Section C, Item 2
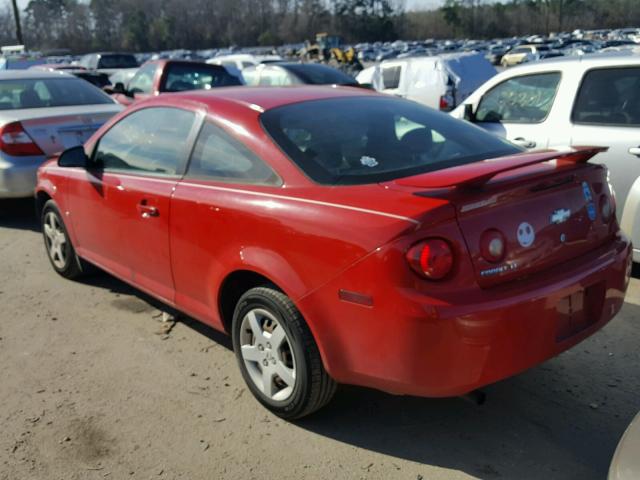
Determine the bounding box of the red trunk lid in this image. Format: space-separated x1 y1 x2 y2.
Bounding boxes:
392 148 616 287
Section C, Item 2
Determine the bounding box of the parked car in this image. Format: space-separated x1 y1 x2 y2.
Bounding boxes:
77 52 139 75
206 53 282 71
452 51 640 262
36 86 630 418
29 63 111 89
501 44 551 67
0 70 122 198
357 52 496 111
241 62 358 86
609 412 640 480
107 60 242 106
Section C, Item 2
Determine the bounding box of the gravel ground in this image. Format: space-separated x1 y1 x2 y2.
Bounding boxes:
1 198 639 480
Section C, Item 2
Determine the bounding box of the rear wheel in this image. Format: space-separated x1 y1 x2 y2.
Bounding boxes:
231 286 336 419
41 200 84 279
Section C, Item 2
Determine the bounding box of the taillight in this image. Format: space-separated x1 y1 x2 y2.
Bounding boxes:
0 121 44 156
480 229 506 263
406 238 454 280
600 194 613 223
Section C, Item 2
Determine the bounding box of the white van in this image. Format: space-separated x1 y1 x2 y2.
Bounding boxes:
356 52 496 111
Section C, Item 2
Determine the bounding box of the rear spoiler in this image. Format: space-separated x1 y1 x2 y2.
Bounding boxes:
401 146 607 190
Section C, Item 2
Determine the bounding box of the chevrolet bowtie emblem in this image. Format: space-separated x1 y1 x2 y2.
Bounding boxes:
550 208 571 224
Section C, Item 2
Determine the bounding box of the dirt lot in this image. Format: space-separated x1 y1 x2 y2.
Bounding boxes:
1 198 639 480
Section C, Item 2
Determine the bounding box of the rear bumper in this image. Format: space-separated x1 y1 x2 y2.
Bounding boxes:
301 234 632 397
0 153 45 198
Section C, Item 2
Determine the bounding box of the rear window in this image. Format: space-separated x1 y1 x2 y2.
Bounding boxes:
281 64 356 85
261 96 520 185
0 77 113 110
164 63 242 92
572 67 640 126
97 54 138 69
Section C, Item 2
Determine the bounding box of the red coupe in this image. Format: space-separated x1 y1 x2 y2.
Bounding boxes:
35 86 632 419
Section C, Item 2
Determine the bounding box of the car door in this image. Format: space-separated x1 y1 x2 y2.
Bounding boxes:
69 106 198 303
170 120 281 327
472 71 564 150
570 66 640 227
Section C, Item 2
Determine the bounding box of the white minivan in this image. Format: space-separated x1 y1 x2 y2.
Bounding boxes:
452 52 640 261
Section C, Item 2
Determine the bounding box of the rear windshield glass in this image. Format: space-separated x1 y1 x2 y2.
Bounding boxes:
164 63 242 92
0 77 114 110
261 96 520 185
282 64 357 85
97 54 138 69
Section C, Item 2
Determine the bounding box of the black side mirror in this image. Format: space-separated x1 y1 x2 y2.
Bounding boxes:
58 145 89 168
463 103 476 122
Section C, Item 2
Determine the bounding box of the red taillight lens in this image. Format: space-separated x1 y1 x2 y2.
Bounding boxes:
439 95 450 110
0 121 44 156
406 238 454 280
480 229 506 263
600 194 613 223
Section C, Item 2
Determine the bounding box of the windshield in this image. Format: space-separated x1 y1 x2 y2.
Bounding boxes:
261 96 520 185
163 63 242 92
0 77 114 110
97 54 138 69
282 64 357 85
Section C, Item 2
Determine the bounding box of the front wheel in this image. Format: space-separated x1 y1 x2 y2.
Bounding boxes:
231 287 336 419
41 200 84 279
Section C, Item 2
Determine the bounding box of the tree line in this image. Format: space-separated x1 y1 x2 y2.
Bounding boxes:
1 0 640 54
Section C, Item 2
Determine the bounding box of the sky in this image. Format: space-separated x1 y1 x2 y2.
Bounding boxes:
4 0 448 12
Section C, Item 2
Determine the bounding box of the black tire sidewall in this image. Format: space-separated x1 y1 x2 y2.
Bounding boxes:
232 289 310 417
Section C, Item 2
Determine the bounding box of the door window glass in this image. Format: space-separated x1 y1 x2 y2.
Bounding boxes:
475 72 561 123
258 67 293 86
93 107 195 176
187 121 279 185
128 63 156 94
572 67 640 126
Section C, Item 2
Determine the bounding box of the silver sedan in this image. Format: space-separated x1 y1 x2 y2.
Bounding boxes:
0 70 122 198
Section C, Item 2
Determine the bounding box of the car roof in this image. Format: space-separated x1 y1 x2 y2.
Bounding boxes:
0 70 74 80
512 50 640 71
163 85 377 112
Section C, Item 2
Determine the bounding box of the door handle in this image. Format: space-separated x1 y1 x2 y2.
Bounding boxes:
512 137 537 149
629 147 640 157
137 202 158 218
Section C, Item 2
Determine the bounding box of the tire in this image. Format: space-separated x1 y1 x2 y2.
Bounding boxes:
41 200 84 279
231 286 336 419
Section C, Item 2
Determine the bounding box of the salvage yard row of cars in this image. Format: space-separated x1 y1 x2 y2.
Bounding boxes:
0 39 639 477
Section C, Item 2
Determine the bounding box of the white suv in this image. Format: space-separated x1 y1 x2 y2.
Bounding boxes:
452 52 640 261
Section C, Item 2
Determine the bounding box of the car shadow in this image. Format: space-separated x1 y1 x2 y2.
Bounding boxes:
80 271 233 350
77 268 639 479
292 303 640 480
0 198 40 232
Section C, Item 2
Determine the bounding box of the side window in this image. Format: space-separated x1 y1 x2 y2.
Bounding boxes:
258 68 292 86
475 72 561 123
382 66 401 89
128 63 156 94
93 107 195 176
242 68 260 86
572 67 640 126
187 121 280 185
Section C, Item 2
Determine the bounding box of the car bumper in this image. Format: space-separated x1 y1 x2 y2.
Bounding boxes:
0 153 45 198
300 234 632 397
